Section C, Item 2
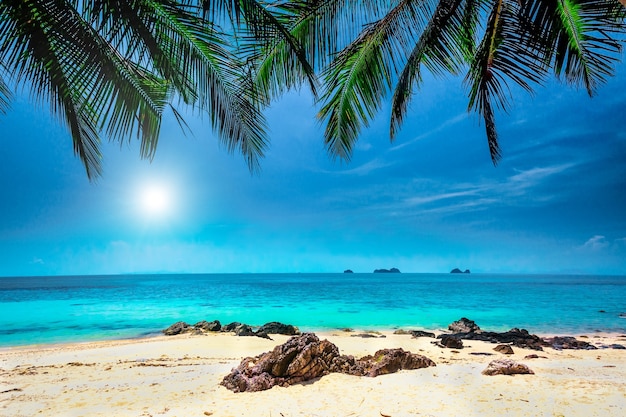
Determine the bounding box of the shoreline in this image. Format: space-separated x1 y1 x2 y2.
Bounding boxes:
1 330 625 416
2 323 625 351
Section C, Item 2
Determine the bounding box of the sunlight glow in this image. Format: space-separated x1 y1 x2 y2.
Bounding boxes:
139 184 171 217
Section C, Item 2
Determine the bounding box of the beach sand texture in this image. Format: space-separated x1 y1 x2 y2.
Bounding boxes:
1 332 625 417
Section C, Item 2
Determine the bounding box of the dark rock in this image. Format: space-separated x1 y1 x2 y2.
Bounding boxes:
598 310 606 313
222 322 243 332
343 269 354 273
221 333 435 392
482 359 534 376
257 322 300 336
494 344 515 355
448 317 481 333
373 268 401 273
351 333 383 339
352 348 436 377
221 333 339 392
452 327 547 351
439 335 463 349
544 336 597 350
410 330 436 339
233 324 256 337
470 352 494 356
392 329 435 338
608 344 626 349
255 331 272 340
163 321 192 336
450 268 471 274
194 320 221 332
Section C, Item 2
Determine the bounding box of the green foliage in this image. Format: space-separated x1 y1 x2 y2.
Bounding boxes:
0 1 624 177
307 0 626 164
0 0 310 178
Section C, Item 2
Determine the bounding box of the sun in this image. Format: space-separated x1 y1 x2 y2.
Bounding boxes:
139 184 170 217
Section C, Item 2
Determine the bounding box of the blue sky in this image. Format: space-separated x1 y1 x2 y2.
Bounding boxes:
1 66 625 276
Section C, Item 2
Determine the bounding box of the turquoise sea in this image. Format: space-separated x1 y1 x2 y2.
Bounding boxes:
1 273 625 347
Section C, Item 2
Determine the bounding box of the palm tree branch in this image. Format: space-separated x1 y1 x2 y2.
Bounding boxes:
318 0 429 160
390 0 469 139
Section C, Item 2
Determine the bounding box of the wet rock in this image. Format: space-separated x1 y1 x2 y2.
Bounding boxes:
257 322 300 335
163 321 192 336
609 344 626 349
494 344 515 355
482 359 534 376
448 317 481 333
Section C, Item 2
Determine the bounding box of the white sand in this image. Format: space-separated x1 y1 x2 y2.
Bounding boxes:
1 331 625 417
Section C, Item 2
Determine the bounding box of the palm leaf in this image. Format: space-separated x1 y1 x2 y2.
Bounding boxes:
318 0 432 160
520 0 625 96
465 0 551 164
391 0 471 139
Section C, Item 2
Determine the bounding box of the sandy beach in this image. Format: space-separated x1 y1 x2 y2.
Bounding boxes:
1 330 625 417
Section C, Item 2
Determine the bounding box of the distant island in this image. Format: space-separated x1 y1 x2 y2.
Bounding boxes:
374 268 401 273
451 268 471 274
343 269 354 273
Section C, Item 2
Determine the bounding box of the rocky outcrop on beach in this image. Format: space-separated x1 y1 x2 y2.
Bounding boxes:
393 329 436 338
194 320 222 332
162 320 299 339
163 321 192 336
257 322 300 336
481 359 534 376
494 344 515 354
448 317 481 333
221 333 436 392
437 335 464 349
543 336 597 350
441 318 602 351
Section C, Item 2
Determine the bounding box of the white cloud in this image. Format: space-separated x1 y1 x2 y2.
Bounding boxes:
404 189 480 206
582 235 610 251
508 164 575 190
389 112 468 151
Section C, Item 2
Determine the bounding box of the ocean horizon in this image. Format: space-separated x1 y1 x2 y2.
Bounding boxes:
1 272 625 347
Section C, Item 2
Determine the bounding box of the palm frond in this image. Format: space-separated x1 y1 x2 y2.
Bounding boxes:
521 0 625 96
0 75 10 114
465 0 553 164
318 0 431 160
391 0 471 139
235 0 318 99
154 1 269 170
